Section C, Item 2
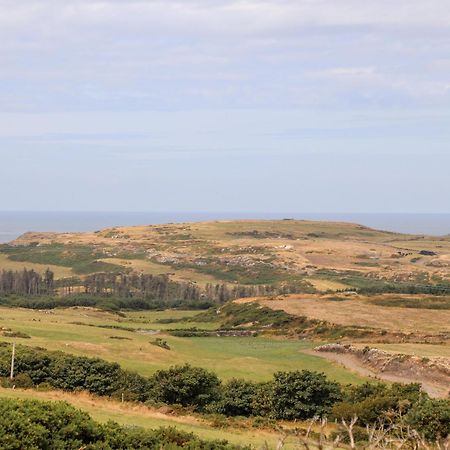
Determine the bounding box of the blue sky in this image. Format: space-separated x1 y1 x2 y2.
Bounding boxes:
0 0 449 212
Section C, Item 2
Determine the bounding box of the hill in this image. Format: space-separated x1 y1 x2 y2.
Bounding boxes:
2 219 449 291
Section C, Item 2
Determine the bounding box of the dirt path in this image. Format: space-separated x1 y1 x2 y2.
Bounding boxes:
304 349 447 398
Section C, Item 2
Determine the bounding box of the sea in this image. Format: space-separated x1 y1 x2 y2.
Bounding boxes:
0 211 449 243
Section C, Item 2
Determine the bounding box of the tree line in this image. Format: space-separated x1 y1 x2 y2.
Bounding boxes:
0 268 54 296
0 268 307 304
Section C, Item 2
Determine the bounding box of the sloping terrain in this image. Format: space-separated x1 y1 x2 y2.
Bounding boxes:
2 220 449 289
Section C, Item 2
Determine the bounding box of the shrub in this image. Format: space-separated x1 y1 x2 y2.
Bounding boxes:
405 399 450 440
148 364 221 410
271 370 342 420
333 383 425 426
0 398 247 449
150 338 171 350
213 379 257 416
251 382 273 417
12 373 34 388
3 331 31 339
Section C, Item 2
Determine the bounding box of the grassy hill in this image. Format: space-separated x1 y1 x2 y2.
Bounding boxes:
2 219 449 291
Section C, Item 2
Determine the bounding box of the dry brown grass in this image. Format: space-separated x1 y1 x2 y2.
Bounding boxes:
257 294 450 334
0 254 73 279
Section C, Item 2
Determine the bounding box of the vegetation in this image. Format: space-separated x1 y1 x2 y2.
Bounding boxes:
0 398 246 449
270 370 341 420
370 296 450 310
149 365 221 409
0 341 447 442
0 268 312 310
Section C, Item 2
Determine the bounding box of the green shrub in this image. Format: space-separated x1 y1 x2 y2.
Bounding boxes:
3 330 31 339
405 399 450 440
333 383 425 426
271 370 342 420
0 398 247 449
148 364 221 410
212 379 257 416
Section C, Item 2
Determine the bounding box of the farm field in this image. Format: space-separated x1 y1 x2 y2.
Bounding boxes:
0 307 366 384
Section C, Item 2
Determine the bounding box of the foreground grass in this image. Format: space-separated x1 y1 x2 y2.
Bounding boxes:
0 307 365 383
0 388 294 448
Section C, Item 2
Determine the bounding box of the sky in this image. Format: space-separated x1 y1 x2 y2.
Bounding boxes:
0 0 449 213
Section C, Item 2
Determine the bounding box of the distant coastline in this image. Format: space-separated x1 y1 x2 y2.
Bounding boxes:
0 211 449 243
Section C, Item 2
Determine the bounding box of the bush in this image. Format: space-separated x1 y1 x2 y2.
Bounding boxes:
12 373 34 388
333 382 425 426
0 398 247 449
332 396 399 426
0 343 150 399
213 379 257 416
149 338 170 350
3 330 31 339
271 370 342 420
405 399 450 440
148 364 221 410
251 382 273 417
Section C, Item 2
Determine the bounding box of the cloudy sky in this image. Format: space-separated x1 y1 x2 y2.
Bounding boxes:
1 0 449 212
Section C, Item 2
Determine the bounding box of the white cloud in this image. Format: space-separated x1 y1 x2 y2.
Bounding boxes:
0 0 449 111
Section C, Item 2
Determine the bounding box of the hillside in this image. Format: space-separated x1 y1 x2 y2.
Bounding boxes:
2 219 449 292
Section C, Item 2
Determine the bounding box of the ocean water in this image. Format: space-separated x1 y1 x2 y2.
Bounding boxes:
0 211 449 243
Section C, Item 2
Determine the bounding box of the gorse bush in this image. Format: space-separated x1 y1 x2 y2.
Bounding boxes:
332 382 425 426
271 370 342 420
148 365 221 409
212 378 258 416
0 398 247 450
405 399 450 440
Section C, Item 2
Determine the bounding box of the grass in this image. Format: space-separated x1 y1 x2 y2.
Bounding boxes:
0 388 291 448
370 296 450 310
356 343 450 358
97 258 219 286
0 306 366 384
307 278 351 292
0 254 74 279
258 295 450 334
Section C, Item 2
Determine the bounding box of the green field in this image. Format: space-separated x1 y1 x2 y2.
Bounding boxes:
0 307 365 384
